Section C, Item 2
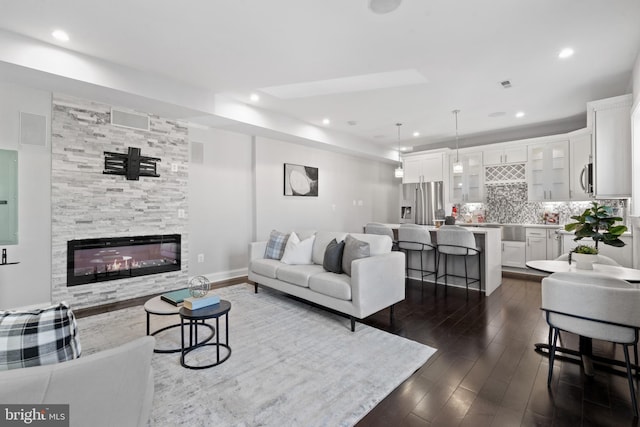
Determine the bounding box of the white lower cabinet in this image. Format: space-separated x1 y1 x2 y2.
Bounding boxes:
502 241 526 268
525 228 547 262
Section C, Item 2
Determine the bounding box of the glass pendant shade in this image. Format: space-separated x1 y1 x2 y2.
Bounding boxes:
394 165 404 178
452 161 463 174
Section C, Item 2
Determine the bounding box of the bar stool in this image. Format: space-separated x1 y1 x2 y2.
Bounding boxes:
364 222 397 250
436 225 482 296
397 224 437 294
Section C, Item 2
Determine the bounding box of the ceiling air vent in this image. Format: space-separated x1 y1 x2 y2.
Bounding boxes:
500 80 512 89
110 108 149 131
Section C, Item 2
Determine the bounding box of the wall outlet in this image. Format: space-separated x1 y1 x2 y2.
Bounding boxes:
171 163 178 172
178 209 185 218
197 254 204 263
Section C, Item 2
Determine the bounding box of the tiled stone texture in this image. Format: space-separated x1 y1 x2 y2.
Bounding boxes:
457 183 626 225
51 94 189 308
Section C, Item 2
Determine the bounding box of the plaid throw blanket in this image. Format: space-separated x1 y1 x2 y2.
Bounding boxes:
0 302 81 370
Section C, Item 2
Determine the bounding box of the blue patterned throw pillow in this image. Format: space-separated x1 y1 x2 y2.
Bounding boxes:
0 302 82 371
264 230 289 260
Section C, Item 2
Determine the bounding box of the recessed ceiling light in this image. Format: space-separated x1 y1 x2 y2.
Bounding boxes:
488 111 506 118
249 93 260 102
322 118 331 125
558 47 574 59
369 0 402 14
52 30 69 42
515 111 525 118
412 131 420 137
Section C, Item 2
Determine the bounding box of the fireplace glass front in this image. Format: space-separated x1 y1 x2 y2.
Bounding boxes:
67 234 181 286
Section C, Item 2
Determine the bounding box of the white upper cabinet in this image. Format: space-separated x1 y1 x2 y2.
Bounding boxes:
450 151 483 203
402 152 444 183
483 146 527 166
589 94 632 198
569 132 592 201
527 140 570 201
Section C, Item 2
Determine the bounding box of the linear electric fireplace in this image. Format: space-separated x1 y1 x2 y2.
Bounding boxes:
67 234 181 286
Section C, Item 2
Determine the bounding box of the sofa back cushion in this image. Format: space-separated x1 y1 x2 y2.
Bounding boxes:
0 302 81 371
312 231 347 265
348 233 392 256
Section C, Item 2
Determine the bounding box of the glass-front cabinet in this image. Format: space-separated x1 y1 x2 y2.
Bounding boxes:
527 141 570 201
450 151 483 203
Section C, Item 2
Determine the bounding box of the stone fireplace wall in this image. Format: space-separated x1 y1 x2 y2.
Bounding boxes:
51 94 189 308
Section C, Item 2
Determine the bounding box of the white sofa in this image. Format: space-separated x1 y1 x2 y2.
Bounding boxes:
0 336 155 427
248 231 405 331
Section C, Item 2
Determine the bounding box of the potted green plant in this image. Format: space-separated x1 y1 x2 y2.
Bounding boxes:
571 244 599 270
564 202 627 269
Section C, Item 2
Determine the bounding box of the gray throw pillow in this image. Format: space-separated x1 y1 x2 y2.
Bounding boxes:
342 234 370 276
264 230 289 260
323 238 345 274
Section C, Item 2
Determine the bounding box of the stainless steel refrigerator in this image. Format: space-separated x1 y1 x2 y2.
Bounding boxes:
400 180 445 225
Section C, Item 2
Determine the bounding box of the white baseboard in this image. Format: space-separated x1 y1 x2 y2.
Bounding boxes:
195 268 248 284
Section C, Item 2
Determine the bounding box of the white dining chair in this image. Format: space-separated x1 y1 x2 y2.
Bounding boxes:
541 272 640 417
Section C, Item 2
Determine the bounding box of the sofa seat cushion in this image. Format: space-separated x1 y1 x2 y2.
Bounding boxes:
251 258 283 279
276 264 325 288
309 273 352 301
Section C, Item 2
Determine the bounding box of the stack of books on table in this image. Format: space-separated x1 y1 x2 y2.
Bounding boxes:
183 294 220 310
160 288 191 306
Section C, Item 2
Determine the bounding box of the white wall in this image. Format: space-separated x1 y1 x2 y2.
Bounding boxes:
0 82 52 309
189 126 254 281
0 82 399 308
254 136 398 240
631 51 640 267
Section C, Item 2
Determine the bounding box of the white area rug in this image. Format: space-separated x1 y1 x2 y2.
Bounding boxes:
77 283 436 426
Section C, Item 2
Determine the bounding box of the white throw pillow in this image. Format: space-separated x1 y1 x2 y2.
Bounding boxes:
281 232 316 265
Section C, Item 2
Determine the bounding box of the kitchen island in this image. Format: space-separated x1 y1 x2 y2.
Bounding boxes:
386 224 502 296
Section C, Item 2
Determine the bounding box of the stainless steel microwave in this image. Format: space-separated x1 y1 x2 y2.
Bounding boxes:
579 162 593 195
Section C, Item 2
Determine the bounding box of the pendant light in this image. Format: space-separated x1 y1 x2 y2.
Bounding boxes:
452 110 463 174
394 123 404 178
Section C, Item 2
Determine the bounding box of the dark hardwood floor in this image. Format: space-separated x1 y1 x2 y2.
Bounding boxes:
357 276 639 427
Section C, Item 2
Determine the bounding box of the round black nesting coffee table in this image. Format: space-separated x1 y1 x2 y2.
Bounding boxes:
144 295 214 353
179 300 231 369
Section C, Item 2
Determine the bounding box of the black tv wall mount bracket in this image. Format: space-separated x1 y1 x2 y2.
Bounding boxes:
103 147 161 180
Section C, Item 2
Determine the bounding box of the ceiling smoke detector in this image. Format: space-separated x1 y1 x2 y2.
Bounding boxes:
369 0 402 14
500 80 512 89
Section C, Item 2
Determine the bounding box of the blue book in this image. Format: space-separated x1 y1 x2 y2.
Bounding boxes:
183 295 220 310
160 288 191 306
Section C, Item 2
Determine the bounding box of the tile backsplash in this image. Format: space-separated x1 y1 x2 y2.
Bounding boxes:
456 183 627 225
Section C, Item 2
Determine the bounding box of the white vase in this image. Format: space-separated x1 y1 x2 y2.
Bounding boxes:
573 253 598 270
